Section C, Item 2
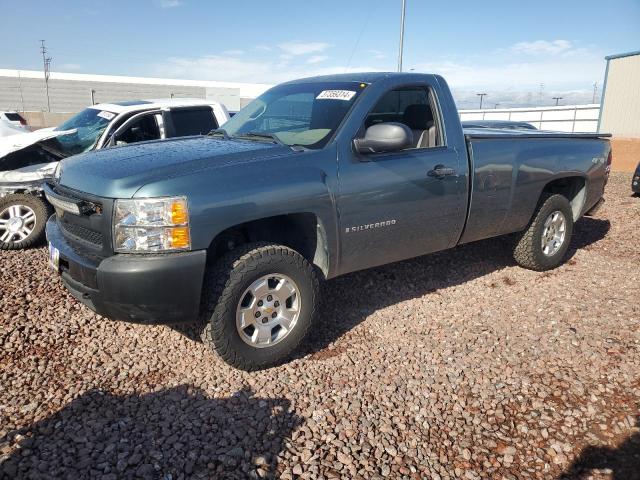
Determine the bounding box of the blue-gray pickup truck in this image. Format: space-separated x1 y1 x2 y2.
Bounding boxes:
45 73 611 370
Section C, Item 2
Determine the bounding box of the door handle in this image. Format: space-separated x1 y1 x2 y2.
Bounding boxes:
427 165 456 179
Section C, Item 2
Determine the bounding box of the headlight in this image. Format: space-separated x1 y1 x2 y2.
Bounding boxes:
113 196 190 252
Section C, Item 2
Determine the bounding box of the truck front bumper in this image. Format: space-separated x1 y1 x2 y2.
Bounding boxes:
46 216 207 324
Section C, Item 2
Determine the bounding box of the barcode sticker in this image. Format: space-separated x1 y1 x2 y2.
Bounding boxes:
316 90 356 101
97 111 116 120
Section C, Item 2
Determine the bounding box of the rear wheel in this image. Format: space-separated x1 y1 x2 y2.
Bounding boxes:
513 194 574 271
200 242 320 370
0 194 51 250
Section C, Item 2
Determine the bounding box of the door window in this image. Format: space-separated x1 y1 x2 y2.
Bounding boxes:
169 107 217 137
365 87 442 149
116 113 161 145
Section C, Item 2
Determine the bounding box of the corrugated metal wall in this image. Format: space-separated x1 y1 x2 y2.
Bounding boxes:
0 75 248 112
599 53 640 138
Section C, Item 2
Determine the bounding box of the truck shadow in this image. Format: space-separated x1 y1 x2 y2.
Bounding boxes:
0 386 300 479
559 415 640 479
300 216 610 357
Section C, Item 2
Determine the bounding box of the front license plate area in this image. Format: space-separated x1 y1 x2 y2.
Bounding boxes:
49 243 60 273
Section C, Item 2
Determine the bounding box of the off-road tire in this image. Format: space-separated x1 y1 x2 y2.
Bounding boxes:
0 194 51 250
200 242 320 371
513 193 574 271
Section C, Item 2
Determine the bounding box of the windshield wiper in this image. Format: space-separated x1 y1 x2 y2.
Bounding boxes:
289 144 310 152
232 131 283 145
208 128 230 139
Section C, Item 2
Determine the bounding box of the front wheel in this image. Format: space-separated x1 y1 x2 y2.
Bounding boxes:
513 194 574 271
0 194 51 250
200 242 320 371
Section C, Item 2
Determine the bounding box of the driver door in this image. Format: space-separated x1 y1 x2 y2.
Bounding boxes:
336 84 466 274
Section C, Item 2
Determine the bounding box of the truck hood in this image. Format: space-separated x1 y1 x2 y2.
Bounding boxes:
58 136 294 198
0 128 75 158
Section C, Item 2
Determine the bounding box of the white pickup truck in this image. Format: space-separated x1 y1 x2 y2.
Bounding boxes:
0 98 229 249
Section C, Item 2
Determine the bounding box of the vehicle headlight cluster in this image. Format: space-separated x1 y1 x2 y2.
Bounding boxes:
113 197 190 252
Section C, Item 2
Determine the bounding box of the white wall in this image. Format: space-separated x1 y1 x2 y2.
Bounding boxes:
599 53 640 137
0 69 271 113
459 104 601 133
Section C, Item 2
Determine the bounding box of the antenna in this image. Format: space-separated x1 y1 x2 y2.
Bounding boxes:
40 40 52 112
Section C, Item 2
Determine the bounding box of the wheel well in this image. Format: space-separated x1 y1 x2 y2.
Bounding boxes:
207 213 329 278
541 176 586 221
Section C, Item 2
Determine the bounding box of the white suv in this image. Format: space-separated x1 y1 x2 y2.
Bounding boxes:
0 98 229 249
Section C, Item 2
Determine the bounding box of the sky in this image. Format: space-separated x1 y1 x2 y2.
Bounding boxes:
0 0 638 108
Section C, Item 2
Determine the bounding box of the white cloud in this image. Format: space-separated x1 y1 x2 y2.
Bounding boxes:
510 39 573 56
221 49 245 56
255 45 272 52
277 42 331 56
307 55 329 64
148 38 603 108
157 0 182 8
409 39 605 107
151 54 380 84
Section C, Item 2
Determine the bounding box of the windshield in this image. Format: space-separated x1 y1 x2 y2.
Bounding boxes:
52 107 115 155
222 81 366 149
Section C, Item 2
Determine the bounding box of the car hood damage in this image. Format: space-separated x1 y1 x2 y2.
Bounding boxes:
0 128 75 186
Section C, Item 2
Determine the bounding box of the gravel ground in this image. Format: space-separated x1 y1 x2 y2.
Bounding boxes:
1 172 639 480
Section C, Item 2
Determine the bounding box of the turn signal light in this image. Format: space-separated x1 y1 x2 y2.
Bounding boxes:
169 227 190 249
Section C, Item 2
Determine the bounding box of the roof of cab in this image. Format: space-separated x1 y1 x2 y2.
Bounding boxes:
280 72 437 85
87 98 222 114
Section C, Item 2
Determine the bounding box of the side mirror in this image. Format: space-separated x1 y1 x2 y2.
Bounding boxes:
353 123 412 154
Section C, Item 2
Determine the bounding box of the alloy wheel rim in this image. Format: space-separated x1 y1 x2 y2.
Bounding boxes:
235 273 301 348
0 205 36 243
541 210 567 256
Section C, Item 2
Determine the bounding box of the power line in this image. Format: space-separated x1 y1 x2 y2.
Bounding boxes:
344 1 375 71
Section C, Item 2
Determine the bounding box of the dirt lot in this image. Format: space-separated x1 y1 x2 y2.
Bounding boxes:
1 172 638 480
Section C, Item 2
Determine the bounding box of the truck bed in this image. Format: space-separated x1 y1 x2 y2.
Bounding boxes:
459 129 611 245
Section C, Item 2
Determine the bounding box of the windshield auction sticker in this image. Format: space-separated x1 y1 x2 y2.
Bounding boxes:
316 90 357 101
97 111 116 120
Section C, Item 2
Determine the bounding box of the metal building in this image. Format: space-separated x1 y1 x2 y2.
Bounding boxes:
0 69 271 113
598 50 640 137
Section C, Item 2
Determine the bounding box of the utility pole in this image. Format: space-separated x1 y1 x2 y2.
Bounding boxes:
553 96 563 106
592 81 598 103
476 93 487 109
397 0 406 72
17 71 25 112
494 103 500 109
40 40 52 112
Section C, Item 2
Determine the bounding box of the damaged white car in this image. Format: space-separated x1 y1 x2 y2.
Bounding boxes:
0 98 229 249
